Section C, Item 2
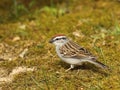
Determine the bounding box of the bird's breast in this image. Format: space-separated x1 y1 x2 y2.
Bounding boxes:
55 46 82 65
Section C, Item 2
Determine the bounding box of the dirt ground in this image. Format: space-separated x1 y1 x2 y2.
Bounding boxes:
0 0 120 90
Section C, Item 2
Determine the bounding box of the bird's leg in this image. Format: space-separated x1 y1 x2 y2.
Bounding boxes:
65 65 74 72
76 63 83 74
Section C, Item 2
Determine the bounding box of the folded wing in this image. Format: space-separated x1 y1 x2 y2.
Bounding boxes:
59 40 96 60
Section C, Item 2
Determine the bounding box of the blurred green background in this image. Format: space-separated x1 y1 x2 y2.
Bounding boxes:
0 0 120 90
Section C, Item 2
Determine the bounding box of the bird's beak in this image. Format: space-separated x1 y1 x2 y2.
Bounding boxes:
49 39 54 43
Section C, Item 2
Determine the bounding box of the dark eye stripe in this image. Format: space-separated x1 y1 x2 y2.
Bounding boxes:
55 37 66 41
62 37 66 40
56 38 60 40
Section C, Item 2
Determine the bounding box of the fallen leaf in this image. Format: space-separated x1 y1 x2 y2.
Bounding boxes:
12 36 20 42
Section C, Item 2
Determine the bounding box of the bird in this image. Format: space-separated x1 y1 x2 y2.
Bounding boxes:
49 34 108 72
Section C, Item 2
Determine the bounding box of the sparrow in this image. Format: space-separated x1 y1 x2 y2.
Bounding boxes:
49 34 108 71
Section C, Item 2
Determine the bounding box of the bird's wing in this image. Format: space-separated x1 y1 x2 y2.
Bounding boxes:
59 41 96 60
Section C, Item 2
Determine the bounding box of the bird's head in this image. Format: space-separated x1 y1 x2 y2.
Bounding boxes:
49 34 69 46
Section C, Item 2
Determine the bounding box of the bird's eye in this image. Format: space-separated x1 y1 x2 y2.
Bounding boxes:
56 38 59 40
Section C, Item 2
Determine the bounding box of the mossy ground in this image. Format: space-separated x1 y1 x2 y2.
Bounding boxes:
0 0 120 90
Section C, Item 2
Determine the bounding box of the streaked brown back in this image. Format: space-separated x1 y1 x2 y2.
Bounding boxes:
59 40 95 59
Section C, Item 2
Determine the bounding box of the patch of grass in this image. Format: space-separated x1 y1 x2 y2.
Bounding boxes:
0 0 120 90
111 23 120 35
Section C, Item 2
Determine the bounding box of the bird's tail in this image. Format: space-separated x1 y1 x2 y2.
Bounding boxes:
87 60 109 69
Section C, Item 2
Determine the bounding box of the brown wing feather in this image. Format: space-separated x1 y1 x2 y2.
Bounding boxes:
59 41 96 60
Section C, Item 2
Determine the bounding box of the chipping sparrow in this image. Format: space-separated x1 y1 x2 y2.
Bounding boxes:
49 34 108 71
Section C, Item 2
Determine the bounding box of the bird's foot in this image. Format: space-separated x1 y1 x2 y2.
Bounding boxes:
65 65 74 72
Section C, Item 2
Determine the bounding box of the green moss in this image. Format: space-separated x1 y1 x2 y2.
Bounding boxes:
0 0 120 90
